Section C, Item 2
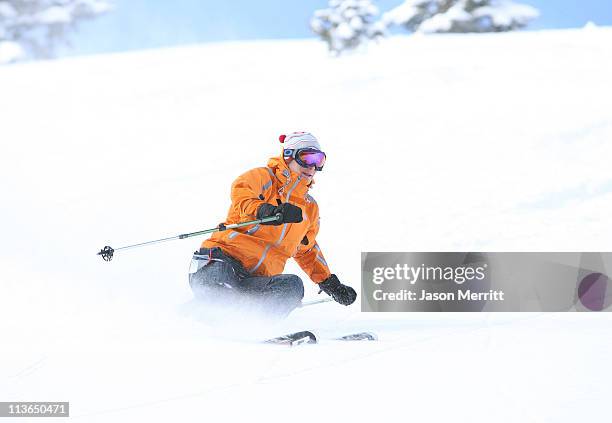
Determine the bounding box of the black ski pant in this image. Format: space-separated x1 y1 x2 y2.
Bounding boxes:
188 247 304 318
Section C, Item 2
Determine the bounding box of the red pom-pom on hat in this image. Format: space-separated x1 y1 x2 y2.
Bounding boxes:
279 134 286 143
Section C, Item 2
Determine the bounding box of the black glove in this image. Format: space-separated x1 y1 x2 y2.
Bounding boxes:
257 202 303 225
318 274 357 306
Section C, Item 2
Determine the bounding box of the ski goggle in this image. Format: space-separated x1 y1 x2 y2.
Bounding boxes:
283 148 326 171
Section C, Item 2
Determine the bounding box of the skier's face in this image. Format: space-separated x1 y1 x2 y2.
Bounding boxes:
287 158 316 183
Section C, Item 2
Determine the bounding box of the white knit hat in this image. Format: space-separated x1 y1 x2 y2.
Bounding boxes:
279 131 322 151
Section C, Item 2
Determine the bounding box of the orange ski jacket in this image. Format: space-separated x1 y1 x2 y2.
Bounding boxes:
201 155 331 283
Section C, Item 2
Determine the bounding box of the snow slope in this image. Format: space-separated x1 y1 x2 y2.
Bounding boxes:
1 27 612 422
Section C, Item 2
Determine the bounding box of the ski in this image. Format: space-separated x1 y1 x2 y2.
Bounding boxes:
264 330 317 346
335 331 377 341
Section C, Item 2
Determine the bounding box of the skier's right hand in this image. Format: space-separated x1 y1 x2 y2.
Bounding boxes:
257 202 303 225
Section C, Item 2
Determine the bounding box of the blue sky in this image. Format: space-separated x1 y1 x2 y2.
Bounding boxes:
66 0 612 56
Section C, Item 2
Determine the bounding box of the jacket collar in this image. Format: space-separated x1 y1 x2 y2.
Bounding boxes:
267 154 312 199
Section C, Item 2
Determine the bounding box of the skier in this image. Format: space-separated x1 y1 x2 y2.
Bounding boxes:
188 131 357 318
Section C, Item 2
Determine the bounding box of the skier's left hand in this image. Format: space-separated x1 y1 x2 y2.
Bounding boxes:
318 274 357 306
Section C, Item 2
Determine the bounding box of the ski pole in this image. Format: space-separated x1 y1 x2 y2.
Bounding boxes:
97 214 281 262
299 297 333 308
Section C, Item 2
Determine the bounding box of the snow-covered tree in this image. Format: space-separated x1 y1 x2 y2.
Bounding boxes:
0 0 111 64
383 0 539 34
311 0 386 55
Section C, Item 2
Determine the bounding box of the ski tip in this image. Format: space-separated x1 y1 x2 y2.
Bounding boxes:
264 330 317 347
336 332 378 341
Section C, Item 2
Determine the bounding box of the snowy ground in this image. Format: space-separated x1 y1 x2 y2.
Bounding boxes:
1 27 612 422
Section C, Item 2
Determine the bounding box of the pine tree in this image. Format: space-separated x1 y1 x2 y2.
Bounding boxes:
0 0 111 64
311 0 386 55
383 0 539 34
